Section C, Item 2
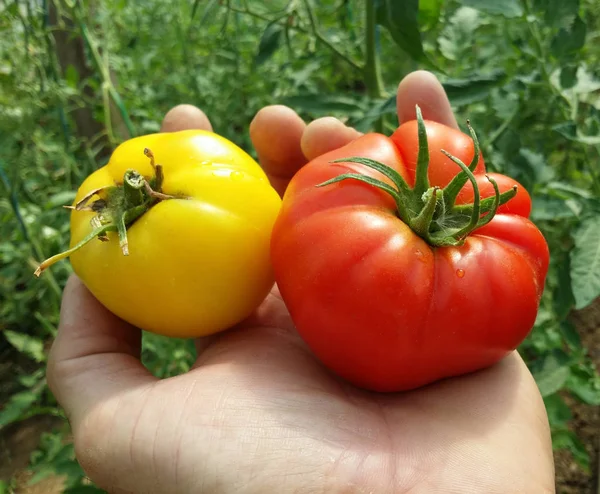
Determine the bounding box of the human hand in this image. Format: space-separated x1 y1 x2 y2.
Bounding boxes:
47 71 555 494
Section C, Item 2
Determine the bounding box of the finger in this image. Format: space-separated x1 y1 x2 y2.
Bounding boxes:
47 275 155 425
249 105 307 196
160 104 213 132
396 70 459 129
301 117 362 162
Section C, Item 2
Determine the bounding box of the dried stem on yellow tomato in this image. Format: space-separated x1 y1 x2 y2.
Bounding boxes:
34 148 183 277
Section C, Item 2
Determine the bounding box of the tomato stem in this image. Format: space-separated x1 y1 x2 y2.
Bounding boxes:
410 186 440 239
123 169 146 208
34 223 117 277
34 147 182 276
412 105 431 199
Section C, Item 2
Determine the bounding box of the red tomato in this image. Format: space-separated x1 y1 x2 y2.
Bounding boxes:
271 119 548 392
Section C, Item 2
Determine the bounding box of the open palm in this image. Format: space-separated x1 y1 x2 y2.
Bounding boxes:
47 72 555 494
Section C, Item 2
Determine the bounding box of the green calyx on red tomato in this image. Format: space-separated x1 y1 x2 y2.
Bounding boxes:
271 105 549 393
316 106 516 247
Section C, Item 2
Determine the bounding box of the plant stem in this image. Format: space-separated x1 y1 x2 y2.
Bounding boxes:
588 146 600 195
364 0 385 132
486 105 519 148
0 160 62 302
78 9 136 140
522 0 570 121
410 187 439 239
102 82 115 145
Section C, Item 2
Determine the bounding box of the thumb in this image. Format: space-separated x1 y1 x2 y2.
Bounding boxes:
46 275 156 425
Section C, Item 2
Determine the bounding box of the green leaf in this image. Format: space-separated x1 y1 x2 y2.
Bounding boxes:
191 0 218 22
64 65 79 89
567 366 600 405
553 257 576 319
547 182 592 199
27 436 91 489
142 333 194 378
255 21 284 67
419 0 443 31
533 351 571 396
570 215 600 309
0 389 40 428
550 15 587 59
543 393 572 426
348 95 397 132
19 369 45 388
290 60 322 88
461 0 523 17
568 65 600 95
45 191 77 209
559 65 578 89
50 460 88 489
438 7 481 62
553 121 600 145
491 90 519 120
544 0 580 29
442 70 506 106
534 306 555 329
375 0 427 63
519 149 555 184
560 321 581 350
531 196 579 221
495 128 521 159
3 330 46 362
551 428 590 471
537 366 571 396
26 467 57 488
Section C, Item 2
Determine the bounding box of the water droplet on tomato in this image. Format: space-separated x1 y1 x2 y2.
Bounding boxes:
415 250 424 260
231 171 243 181
456 269 465 278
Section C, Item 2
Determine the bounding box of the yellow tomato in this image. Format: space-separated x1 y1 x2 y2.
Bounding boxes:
38 130 282 338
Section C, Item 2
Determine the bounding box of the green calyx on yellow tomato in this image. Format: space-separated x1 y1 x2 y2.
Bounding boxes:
316 105 517 247
35 129 281 339
35 148 183 275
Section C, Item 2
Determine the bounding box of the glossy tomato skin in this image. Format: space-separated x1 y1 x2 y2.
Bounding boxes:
272 128 548 392
70 130 281 338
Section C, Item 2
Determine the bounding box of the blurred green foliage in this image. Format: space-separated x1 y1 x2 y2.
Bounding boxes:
1 0 600 489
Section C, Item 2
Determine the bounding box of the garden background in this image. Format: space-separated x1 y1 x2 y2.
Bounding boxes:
1 1 599 492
